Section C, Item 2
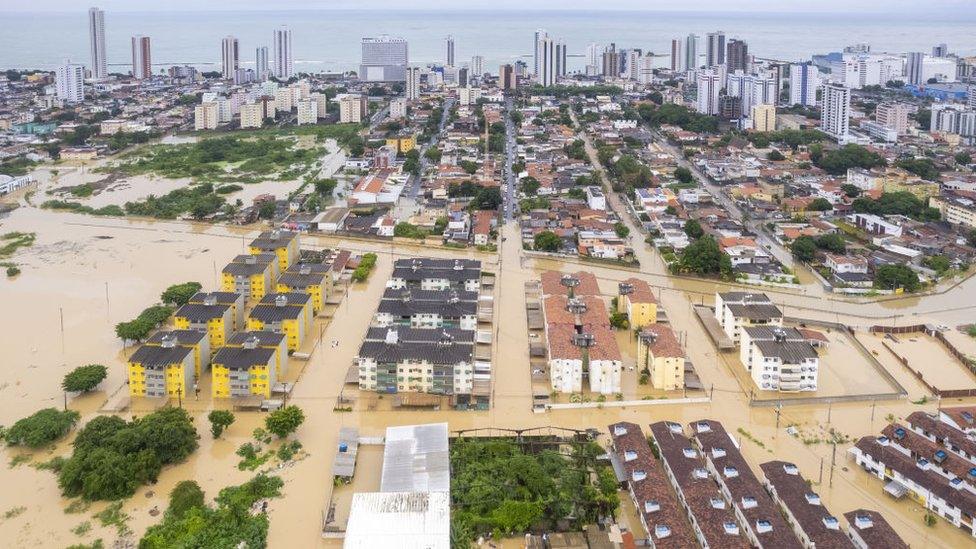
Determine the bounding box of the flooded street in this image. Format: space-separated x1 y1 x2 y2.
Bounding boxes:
1 200 975 548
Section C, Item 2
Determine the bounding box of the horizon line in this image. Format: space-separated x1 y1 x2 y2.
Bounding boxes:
0 7 970 15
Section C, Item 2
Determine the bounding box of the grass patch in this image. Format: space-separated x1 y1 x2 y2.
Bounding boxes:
8 454 30 468
0 231 36 259
94 501 131 537
71 521 92 536
40 200 124 217
3 506 26 520
65 500 92 514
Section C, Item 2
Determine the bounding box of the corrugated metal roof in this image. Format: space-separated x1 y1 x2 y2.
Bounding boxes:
380 423 450 494
343 491 450 549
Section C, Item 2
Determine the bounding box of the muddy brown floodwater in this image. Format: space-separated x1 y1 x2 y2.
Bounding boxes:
0 203 975 548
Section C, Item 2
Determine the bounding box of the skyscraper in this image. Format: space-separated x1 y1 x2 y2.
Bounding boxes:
360 36 409 82
273 27 293 79
685 34 699 71
537 35 556 86
968 84 976 109
705 31 726 67
726 39 749 74
906 52 925 86
130 35 151 79
446 36 455 67
405 66 421 100
470 55 484 77
88 7 107 79
821 83 851 139
670 38 686 72
789 64 819 107
56 62 86 103
602 44 620 78
500 64 516 91
555 41 568 79
221 36 239 80
534 29 546 76
585 43 601 76
932 43 948 58
637 53 655 85
256 47 269 81
696 69 721 115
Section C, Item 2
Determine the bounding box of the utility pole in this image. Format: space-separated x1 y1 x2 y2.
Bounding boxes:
829 443 837 487
775 403 782 435
59 306 65 354
177 386 183 409
818 456 824 484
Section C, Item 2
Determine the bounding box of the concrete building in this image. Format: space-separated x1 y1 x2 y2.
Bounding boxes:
499 64 516 91
760 462 853 548
145 330 210 379
930 193 976 229
360 36 409 82
239 103 264 129
789 64 819 107
405 66 421 100
742 327 819 392
194 102 218 130
173 300 233 351
821 83 851 140
388 258 481 292
685 34 699 70
296 100 316 125
843 509 908 549
130 35 151 79
907 52 925 86
88 7 107 79
221 35 239 80
727 39 749 73
56 63 85 103
211 339 277 399
875 102 910 135
670 37 686 72
256 46 269 81
697 68 722 115
337 94 367 124
618 277 657 329
249 230 300 270
127 340 195 399
705 31 726 68
637 325 684 391
715 292 783 345
188 291 246 332
752 104 776 132
273 26 293 79
247 292 313 352
470 55 483 76
445 35 454 67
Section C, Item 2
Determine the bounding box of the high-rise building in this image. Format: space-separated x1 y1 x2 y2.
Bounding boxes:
602 44 620 78
194 102 219 130
637 53 655 85
457 67 469 87
821 83 851 139
727 70 777 114
500 64 516 91
726 39 749 74
57 62 86 103
360 36 409 82
534 29 546 76
906 52 925 87
130 35 151 79
585 43 601 75
705 31 726 67
538 35 556 86
405 66 421 100
670 38 685 72
256 47 269 81
789 64 819 106
625 49 642 80
685 34 699 71
932 103 976 138
696 69 721 115
337 94 367 124
446 35 455 67
752 104 776 132
88 7 107 79
273 27 293 80
555 41 568 79
296 100 317 125
875 102 910 135
969 85 976 109
932 43 949 58
470 55 484 77
221 36 239 80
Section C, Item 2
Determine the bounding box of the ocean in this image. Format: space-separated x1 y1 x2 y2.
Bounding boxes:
1 9 974 74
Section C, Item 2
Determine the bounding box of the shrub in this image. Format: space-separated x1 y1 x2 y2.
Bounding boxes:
6 408 80 448
208 410 235 439
62 364 108 393
264 406 304 439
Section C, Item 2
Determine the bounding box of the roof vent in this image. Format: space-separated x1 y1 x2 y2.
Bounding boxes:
275 295 288 307
204 294 218 306
161 334 177 348
854 514 873 529
385 329 398 345
299 265 312 275
243 336 259 350
245 255 257 264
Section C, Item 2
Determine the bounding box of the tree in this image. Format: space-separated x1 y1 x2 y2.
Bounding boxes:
816 233 847 253
813 144 886 175
841 183 861 198
313 178 338 196
955 152 972 166
968 228 976 248
806 198 833 212
470 187 502 211
673 167 693 184
614 222 630 239
160 282 202 306
459 160 479 175
258 202 276 220
767 150 786 161
115 318 154 342
5 408 80 448
424 148 442 163
875 264 920 292
167 481 205 520
520 177 541 196
791 236 817 262
923 255 951 274
679 236 732 278
265 405 304 439
533 231 562 252
62 364 108 393
208 410 235 439
683 219 704 239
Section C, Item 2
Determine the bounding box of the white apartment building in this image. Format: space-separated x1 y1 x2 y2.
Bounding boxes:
221 36 239 80
194 102 218 130
274 87 294 112
458 86 481 106
789 64 819 106
696 69 722 115
932 103 976 140
636 53 655 85
389 97 407 119
585 186 607 210
360 36 409 82
273 27 293 79
337 94 366 124
88 7 107 79
749 334 819 392
830 54 903 89
310 93 328 119
296 100 316 125
56 63 85 103
714 292 783 345
239 103 264 129
405 66 421 100
821 84 851 140
727 71 777 114
876 102 910 134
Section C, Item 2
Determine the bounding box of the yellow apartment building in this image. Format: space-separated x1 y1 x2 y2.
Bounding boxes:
636 324 685 391
145 330 210 378
127 340 195 398
276 263 333 313
246 292 313 351
188 291 245 331
618 277 658 329
173 301 233 352
249 230 300 271
211 342 277 399
226 331 289 384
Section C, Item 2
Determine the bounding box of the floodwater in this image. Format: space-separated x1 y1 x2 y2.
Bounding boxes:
1 197 975 548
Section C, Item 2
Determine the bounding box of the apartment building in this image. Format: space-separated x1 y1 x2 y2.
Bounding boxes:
690 420 803 548
222 254 276 300
618 277 657 329
211 340 277 399
637 325 685 391
249 230 300 271
760 461 853 548
843 509 908 549
173 300 233 351
247 292 313 351
127 338 195 399
356 330 474 396
881 423 976 491
388 258 481 292
649 421 751 548
714 292 784 344
225 331 288 387
188 291 246 332
145 330 210 379
276 262 333 313
543 293 621 394
609 422 697 546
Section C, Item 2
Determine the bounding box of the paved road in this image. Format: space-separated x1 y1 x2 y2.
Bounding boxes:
406 97 455 200
368 104 390 132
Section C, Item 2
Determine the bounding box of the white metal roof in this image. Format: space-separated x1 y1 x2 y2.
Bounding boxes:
343 491 450 549
380 422 450 494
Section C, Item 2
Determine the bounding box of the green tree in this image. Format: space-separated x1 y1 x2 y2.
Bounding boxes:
955 152 972 166
813 144 886 175
459 160 479 175
791 236 817 262
968 228 976 248
806 197 833 212
679 236 732 278
815 233 846 253
923 255 951 273
519 177 540 196
841 183 861 198
167 481 205 520
613 222 630 239
160 282 202 306
208 410 235 439
62 364 108 393
5 408 80 448
673 167 693 184
875 264 920 292
264 406 304 439
683 219 704 239
258 202 276 220
313 178 338 195
767 150 785 161
424 148 442 163
533 231 562 252
470 187 502 211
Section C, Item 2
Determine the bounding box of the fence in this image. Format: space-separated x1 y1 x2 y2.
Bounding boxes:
870 323 976 398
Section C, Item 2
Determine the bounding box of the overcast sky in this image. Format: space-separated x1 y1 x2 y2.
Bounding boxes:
3 0 973 13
